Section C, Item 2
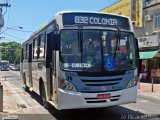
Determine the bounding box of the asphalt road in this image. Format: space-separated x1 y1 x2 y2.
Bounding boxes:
0 70 160 120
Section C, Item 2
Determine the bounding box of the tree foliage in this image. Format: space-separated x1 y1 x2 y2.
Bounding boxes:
0 41 21 64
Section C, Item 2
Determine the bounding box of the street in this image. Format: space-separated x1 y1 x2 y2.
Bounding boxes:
0 71 160 120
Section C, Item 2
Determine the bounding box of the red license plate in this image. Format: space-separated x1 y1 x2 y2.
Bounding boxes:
97 93 111 99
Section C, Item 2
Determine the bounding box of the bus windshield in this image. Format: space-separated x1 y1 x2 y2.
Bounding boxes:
60 29 135 72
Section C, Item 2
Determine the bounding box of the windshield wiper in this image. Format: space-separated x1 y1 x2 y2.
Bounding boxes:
78 26 83 53
78 26 84 71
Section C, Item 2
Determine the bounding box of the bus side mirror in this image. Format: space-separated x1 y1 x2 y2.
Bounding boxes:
135 38 139 59
135 37 140 77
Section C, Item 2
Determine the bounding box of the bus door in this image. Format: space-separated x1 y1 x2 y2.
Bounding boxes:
51 50 56 102
47 32 57 102
51 33 59 103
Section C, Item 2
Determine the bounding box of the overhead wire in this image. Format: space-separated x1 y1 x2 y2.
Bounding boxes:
0 0 29 42
2 27 33 33
2 32 24 40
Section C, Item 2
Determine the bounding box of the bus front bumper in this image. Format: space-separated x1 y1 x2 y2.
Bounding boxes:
57 86 137 110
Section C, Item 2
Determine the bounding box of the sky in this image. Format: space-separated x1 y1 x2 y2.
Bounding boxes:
1 0 118 43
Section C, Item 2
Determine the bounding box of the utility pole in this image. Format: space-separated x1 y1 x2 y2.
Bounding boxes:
0 3 11 28
0 4 10 112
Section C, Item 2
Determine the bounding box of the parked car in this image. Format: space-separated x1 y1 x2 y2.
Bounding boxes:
9 65 20 71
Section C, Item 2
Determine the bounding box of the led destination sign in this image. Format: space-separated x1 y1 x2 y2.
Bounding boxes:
63 13 130 30
74 16 118 26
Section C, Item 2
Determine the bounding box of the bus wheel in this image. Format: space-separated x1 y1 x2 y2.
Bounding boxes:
23 73 29 92
24 86 29 92
41 83 50 109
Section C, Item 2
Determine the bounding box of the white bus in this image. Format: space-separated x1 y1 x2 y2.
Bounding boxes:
20 11 139 110
0 60 9 71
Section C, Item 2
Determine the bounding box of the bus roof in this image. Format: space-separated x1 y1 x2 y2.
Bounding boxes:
56 11 130 19
24 11 131 44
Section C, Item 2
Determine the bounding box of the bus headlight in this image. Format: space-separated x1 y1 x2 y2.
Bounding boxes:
126 76 138 88
59 78 77 91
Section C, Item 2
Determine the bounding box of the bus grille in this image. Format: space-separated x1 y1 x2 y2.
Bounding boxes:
81 78 122 86
85 95 121 103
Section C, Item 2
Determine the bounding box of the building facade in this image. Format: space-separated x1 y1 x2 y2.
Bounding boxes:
100 0 160 82
138 0 160 82
144 0 160 36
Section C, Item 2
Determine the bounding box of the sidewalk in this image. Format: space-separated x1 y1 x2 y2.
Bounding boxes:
138 82 160 99
0 72 52 115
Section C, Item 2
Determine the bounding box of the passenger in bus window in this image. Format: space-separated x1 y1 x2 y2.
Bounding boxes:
111 37 117 55
88 38 96 56
102 34 110 57
63 42 72 54
118 38 132 69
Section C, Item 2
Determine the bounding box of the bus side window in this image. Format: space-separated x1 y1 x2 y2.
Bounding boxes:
33 37 38 59
23 46 25 61
21 48 24 62
33 38 35 59
28 43 32 62
27 44 29 61
46 31 59 68
38 33 46 59
24 44 28 61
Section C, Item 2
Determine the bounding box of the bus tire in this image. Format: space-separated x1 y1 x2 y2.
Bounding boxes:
23 73 29 92
24 86 29 92
41 83 50 109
